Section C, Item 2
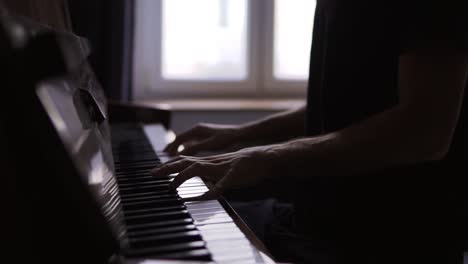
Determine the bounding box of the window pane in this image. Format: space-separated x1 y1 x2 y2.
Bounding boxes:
162 0 248 80
274 0 316 80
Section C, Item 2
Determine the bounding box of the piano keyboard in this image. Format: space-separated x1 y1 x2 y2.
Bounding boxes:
111 124 272 263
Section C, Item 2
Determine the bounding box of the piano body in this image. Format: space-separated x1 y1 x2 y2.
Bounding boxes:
2 13 274 263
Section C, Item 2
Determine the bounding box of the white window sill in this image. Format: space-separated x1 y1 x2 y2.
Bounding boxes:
135 98 305 111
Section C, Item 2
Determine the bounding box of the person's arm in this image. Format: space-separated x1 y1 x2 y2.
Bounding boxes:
275 52 468 177
240 105 306 143
152 50 468 199
164 106 306 155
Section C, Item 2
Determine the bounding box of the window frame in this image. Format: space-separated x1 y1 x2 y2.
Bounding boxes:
132 0 309 100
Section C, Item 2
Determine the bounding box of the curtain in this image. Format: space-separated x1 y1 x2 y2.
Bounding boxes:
0 0 71 31
68 0 134 102
2 0 135 101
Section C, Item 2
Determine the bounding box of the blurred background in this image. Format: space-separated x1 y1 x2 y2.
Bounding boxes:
2 0 316 133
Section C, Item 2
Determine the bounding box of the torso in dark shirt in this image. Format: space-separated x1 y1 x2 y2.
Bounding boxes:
297 0 468 242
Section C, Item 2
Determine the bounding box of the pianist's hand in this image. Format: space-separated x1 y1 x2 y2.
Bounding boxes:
152 145 283 200
164 123 250 156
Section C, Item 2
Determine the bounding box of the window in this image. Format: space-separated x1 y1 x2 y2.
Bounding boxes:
133 0 316 99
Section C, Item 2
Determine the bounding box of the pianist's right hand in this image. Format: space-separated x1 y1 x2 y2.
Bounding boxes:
164 107 307 156
164 123 250 156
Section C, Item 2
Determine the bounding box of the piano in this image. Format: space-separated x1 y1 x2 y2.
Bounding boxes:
2 12 274 263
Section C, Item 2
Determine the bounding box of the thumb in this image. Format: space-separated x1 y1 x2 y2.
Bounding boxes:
181 168 235 202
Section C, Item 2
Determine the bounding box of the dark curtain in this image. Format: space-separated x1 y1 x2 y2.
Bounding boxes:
68 0 134 102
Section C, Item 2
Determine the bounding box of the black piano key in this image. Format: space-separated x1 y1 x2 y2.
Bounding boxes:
125 241 206 257
114 157 159 164
111 125 213 261
119 184 170 194
127 218 194 232
114 160 161 172
128 224 197 238
118 179 172 188
115 162 158 169
113 141 154 147
116 169 153 175
121 194 179 203
120 182 171 190
115 158 160 165
113 147 155 153
119 181 170 189
155 249 212 261
120 191 174 200
116 174 156 181
117 179 171 187
115 158 158 163
124 205 186 217
116 171 158 178
117 178 164 185
129 230 203 248
122 198 183 211
125 210 191 225
114 149 155 154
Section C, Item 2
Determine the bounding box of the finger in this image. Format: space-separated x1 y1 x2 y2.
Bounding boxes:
162 155 208 167
150 159 192 177
169 164 207 190
163 139 184 156
162 155 185 165
178 138 217 156
163 127 203 154
181 186 223 202
181 168 234 202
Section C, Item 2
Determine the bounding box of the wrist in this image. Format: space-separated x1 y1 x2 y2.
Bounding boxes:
263 143 289 175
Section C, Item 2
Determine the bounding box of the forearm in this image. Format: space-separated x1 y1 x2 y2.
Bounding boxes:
274 53 468 178
274 105 454 178
239 106 306 144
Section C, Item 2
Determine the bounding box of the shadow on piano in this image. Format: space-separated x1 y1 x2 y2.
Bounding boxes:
1 12 275 264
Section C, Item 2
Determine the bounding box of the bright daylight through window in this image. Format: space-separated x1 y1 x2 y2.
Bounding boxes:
163 0 248 80
133 0 316 98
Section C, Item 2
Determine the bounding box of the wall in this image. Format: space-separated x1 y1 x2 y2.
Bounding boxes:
170 110 280 134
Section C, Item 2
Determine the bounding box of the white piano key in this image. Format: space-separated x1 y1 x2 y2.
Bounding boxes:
186 207 226 214
182 178 204 185
176 187 209 192
178 193 208 200
142 124 175 154
214 254 257 263
175 187 207 192
195 216 233 226
174 182 206 187
203 239 251 248
201 231 247 241
176 184 207 188
191 211 230 219
197 226 244 235
143 125 274 263
185 200 220 207
197 222 238 231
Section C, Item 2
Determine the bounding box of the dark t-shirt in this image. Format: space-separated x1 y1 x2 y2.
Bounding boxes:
306 0 468 135
297 0 468 248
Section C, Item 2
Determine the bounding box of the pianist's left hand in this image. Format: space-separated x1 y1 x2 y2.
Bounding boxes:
150 144 284 200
